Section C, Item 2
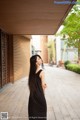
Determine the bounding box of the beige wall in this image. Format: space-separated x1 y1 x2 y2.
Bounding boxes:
40 35 48 63
13 35 30 81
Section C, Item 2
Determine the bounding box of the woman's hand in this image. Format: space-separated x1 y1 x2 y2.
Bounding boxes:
42 83 47 90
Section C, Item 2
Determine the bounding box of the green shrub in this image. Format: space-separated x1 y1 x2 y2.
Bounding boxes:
64 60 71 69
66 64 80 74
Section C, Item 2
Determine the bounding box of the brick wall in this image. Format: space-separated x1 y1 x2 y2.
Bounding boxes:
40 35 48 63
13 35 30 81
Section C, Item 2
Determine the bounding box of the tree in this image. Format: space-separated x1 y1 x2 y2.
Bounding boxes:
60 4 80 59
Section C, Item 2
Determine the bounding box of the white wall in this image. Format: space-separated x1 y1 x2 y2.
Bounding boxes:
32 35 40 50
56 36 61 65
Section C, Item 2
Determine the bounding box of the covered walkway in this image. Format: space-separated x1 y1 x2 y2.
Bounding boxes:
0 66 80 120
0 0 75 88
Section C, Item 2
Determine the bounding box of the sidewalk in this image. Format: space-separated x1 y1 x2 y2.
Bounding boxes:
0 66 80 120
45 66 80 120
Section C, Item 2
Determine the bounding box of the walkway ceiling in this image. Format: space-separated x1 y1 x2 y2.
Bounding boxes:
0 0 74 35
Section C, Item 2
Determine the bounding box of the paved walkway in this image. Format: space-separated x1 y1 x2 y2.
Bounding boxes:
0 66 80 120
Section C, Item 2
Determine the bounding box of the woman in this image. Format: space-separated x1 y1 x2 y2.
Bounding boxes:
28 54 47 120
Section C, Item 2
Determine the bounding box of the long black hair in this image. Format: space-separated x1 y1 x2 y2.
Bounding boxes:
28 54 43 92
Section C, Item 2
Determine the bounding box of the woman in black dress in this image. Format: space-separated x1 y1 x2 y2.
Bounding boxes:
28 55 47 120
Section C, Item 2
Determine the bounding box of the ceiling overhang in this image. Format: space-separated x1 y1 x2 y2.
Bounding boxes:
0 0 74 35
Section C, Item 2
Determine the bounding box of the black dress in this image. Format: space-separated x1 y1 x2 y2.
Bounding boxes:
28 69 47 120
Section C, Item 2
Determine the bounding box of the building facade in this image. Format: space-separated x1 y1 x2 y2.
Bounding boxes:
0 29 31 88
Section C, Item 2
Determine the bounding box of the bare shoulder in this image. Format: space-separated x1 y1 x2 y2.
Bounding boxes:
39 70 47 89
39 70 45 78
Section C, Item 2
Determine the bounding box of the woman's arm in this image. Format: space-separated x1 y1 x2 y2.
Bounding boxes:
39 71 47 90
